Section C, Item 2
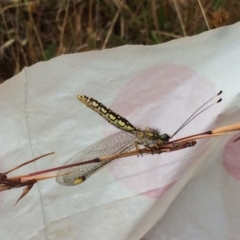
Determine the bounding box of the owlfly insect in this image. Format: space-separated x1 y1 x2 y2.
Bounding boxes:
2 114 240 204
56 91 232 186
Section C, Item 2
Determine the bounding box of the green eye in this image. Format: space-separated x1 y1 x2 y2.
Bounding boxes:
160 133 170 142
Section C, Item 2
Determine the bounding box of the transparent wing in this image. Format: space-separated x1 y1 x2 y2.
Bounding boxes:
56 131 136 186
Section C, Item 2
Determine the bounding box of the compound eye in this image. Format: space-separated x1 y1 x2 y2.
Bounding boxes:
160 133 170 142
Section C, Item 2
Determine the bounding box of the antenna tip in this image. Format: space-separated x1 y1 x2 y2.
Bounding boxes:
217 98 222 103
218 90 223 95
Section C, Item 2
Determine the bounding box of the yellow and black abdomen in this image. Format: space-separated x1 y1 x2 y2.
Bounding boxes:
77 95 137 133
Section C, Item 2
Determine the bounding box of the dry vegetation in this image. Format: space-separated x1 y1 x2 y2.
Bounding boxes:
0 0 238 82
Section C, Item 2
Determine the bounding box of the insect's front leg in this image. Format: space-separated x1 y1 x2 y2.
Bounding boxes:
134 141 143 157
144 145 155 155
151 144 164 154
154 143 172 153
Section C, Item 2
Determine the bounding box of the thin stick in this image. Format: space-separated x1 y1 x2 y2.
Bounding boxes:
11 122 240 179
4 152 54 174
197 0 210 30
172 0 187 36
212 123 240 134
102 7 121 49
15 145 182 177
2 122 240 186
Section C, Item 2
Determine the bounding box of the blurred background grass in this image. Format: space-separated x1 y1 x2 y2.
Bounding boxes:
0 0 238 82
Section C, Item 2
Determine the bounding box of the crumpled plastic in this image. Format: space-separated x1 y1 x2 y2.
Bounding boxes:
0 23 240 240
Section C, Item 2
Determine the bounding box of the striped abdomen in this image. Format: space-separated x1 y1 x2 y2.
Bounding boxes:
77 95 137 132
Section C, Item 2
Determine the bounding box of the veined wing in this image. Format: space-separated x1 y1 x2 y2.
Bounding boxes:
56 131 136 186
77 95 137 133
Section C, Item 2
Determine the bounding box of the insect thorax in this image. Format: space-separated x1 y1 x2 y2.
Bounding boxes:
133 128 169 146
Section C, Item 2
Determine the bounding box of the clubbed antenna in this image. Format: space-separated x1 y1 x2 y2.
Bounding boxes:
171 91 222 139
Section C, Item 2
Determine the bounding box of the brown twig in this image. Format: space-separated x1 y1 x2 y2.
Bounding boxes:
1 121 240 205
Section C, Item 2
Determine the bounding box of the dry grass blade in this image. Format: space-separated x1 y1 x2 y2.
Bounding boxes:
212 123 240 134
14 184 35 206
4 152 54 174
0 1 238 82
197 0 210 30
172 0 187 36
102 6 121 49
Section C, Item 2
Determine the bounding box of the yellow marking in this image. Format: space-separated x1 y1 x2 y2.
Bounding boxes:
136 131 144 138
77 94 137 133
122 125 130 131
100 107 108 114
109 114 116 120
157 139 163 145
74 178 84 185
92 101 99 108
117 120 126 127
125 125 135 131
